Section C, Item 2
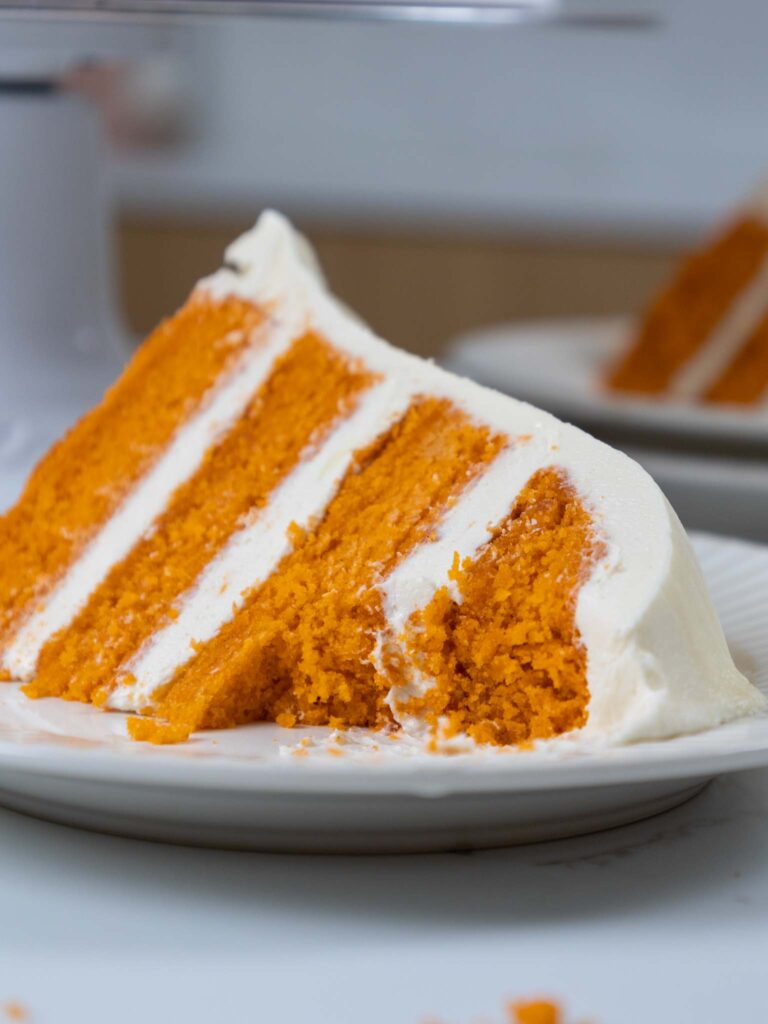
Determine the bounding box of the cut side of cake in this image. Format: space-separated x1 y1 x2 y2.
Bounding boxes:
607 187 768 405
0 212 763 748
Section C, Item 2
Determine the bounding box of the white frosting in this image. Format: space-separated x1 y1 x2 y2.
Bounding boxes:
10 209 763 745
0 316 298 680
116 210 765 742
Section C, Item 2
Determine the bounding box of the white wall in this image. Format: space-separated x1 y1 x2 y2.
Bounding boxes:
112 0 768 239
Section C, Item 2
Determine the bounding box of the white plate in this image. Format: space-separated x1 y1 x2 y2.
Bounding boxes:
0 532 767 853
445 317 768 450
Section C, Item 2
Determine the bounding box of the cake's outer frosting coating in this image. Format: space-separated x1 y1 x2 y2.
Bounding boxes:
106 210 763 743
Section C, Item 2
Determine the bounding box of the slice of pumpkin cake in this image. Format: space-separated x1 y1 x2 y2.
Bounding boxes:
607 183 768 404
0 212 763 747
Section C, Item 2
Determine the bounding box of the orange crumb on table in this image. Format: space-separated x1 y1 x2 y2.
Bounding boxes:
3 1002 28 1022
509 999 561 1024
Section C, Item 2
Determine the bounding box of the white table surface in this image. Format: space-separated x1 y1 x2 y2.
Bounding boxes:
1 766 768 1023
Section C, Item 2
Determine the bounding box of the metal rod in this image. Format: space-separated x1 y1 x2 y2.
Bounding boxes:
0 0 658 29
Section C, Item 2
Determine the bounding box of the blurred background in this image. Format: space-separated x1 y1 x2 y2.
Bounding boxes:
3 0 768 534
113 3 755 352
111 4 741 348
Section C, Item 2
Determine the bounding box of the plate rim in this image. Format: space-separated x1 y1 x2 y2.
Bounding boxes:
445 314 768 447
1 727 768 796
1 530 767 799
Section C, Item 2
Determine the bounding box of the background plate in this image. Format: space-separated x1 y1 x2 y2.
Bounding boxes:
445 317 768 454
0 532 766 852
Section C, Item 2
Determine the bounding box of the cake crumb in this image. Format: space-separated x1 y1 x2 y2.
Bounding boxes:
3 1002 28 1022
509 999 560 1024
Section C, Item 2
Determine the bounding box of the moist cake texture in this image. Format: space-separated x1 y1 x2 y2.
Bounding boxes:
608 187 768 404
0 212 763 747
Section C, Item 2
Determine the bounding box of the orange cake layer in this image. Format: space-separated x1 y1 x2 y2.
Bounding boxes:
26 334 374 705
607 216 768 395
0 293 264 653
129 398 506 743
391 468 599 746
704 315 768 404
